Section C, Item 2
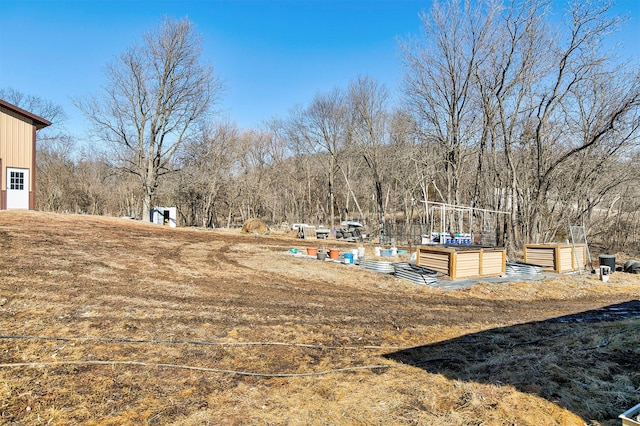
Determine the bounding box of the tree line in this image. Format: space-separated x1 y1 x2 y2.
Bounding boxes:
3 0 639 255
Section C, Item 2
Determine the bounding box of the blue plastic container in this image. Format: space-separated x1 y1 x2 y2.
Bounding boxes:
344 252 354 264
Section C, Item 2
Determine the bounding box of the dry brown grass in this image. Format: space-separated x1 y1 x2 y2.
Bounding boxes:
1 210 639 425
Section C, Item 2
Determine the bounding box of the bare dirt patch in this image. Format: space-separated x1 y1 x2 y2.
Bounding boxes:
1 211 639 425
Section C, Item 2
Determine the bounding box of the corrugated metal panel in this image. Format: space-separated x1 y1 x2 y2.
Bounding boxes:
505 262 543 276
394 263 438 285
0 108 33 192
359 259 395 274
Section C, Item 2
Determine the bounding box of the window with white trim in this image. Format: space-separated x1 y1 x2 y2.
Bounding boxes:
10 171 24 190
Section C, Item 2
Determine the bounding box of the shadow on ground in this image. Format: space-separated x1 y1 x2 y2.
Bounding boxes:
384 300 640 424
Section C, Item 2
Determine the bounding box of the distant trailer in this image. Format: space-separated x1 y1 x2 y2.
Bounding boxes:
416 245 506 280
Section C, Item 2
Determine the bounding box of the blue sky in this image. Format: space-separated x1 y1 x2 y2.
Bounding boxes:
1 0 639 139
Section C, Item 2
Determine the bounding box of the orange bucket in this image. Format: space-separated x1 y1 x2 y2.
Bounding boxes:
307 247 318 256
329 249 340 260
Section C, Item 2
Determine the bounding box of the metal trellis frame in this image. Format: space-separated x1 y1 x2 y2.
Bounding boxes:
569 225 592 274
421 201 509 246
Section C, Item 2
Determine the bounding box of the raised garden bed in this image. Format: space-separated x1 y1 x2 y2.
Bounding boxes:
416 245 506 280
524 243 587 273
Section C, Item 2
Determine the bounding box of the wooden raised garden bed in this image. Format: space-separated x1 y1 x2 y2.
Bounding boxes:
523 243 587 273
416 246 506 280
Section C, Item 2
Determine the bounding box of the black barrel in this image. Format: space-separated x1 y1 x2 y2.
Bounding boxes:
599 255 616 273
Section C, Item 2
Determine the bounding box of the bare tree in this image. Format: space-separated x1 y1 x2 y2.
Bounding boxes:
288 88 352 230
472 0 548 249
349 76 391 239
522 0 640 242
75 17 222 221
177 120 238 227
402 0 640 251
401 0 492 207
0 87 67 130
35 137 76 212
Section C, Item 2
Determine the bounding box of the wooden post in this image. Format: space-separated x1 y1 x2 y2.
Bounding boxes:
450 250 457 279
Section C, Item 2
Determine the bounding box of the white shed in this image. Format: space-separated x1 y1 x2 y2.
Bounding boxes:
150 206 177 228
